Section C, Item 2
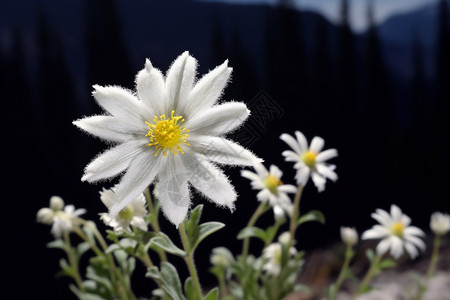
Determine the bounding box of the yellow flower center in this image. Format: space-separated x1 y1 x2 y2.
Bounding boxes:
118 205 134 221
301 150 317 168
390 221 404 237
264 175 282 194
145 110 190 157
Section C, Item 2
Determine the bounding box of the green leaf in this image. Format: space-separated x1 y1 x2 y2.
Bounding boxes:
191 222 225 251
146 266 161 280
237 226 267 242
296 210 325 226
58 258 74 277
47 239 66 250
160 262 186 300
184 277 197 300
365 249 375 263
203 288 218 300
76 242 91 257
150 233 187 257
379 258 396 269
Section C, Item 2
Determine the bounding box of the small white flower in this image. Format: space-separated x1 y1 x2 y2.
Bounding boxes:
100 187 148 234
430 212 450 236
362 204 425 259
241 163 296 218
74 52 261 226
280 131 338 192
262 242 296 276
37 196 86 238
341 226 358 246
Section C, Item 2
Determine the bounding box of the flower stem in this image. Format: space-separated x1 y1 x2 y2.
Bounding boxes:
63 231 85 292
330 244 354 300
288 184 304 249
414 234 442 300
351 254 382 300
179 222 203 300
144 186 168 262
241 201 269 259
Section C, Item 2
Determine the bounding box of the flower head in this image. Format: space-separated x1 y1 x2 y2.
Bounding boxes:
362 204 425 259
280 131 337 192
100 186 148 234
241 163 296 219
340 226 358 246
37 196 86 237
262 241 296 276
430 212 450 236
74 52 261 226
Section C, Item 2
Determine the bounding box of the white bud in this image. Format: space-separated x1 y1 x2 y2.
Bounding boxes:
430 212 450 236
49 196 64 211
340 226 358 246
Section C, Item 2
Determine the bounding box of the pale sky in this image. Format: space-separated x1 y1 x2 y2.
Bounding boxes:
198 0 439 32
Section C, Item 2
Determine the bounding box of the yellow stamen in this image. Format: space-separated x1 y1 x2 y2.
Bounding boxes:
264 175 282 194
301 150 317 168
390 221 404 237
145 110 190 157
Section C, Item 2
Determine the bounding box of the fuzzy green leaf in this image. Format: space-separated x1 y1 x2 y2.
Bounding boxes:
150 233 187 257
184 277 197 300
47 239 66 250
191 222 225 251
160 262 186 300
296 210 325 226
203 288 218 300
379 258 396 269
237 227 267 242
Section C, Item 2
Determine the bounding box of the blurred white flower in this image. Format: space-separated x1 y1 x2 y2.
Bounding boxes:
74 52 261 226
340 226 358 246
362 204 425 259
210 247 234 268
262 242 296 276
241 163 296 219
100 187 148 234
280 131 337 192
37 196 86 238
430 212 450 236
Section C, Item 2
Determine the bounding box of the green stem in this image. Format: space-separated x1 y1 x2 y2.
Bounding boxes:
414 235 442 300
241 201 269 259
265 218 283 246
63 231 85 292
179 223 203 300
144 187 168 262
330 244 353 300
72 227 103 256
288 184 304 250
351 254 382 300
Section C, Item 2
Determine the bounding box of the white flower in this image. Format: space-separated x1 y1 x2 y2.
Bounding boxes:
280 131 338 192
241 163 296 219
37 196 86 238
100 187 148 234
362 204 425 259
73 52 261 226
430 212 450 236
262 242 296 275
340 226 358 246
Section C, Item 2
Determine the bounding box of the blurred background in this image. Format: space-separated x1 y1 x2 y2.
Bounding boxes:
1 0 449 298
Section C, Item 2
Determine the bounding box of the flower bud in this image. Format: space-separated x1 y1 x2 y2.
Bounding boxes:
50 196 64 211
430 212 450 236
340 226 358 246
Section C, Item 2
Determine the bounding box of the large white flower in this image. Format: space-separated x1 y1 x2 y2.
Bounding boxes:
37 196 86 238
362 204 426 259
241 163 296 218
280 131 337 192
74 52 261 226
100 187 148 234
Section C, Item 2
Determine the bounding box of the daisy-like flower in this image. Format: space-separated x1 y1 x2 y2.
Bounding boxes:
262 241 297 276
241 163 296 219
74 52 261 226
37 196 86 238
430 212 450 236
100 186 148 234
340 226 358 246
362 204 426 259
280 131 338 192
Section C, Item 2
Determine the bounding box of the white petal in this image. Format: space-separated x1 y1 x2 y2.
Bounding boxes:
405 235 426 251
280 133 301 154
241 170 261 183
73 115 145 143
190 136 262 166
309 136 324 153
362 227 388 240
186 158 237 209
253 163 269 178
376 238 391 256
316 149 338 163
165 52 197 114
257 189 271 202
311 172 326 192
136 59 165 116
186 60 232 118
372 209 392 227
316 163 338 182
278 184 297 194
294 131 308 153
282 150 300 162
93 85 151 122
389 236 404 259
404 242 419 259
295 166 310 186
185 102 249 136
269 165 283 178
110 151 163 217
390 204 403 221
404 226 425 237
157 155 192 226
82 140 147 182
131 217 148 231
